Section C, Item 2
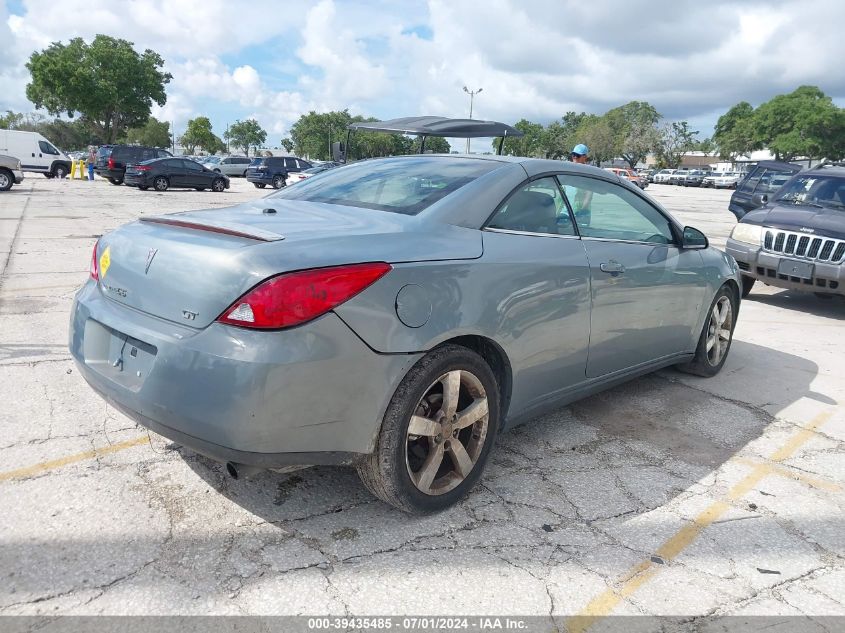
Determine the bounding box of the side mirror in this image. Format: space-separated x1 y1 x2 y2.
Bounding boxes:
682 226 708 249
751 193 769 207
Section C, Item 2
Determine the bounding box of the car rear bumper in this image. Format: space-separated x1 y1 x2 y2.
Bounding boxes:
94 168 124 180
123 174 149 187
69 281 421 467
726 238 844 296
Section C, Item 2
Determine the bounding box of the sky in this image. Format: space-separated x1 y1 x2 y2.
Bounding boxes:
2 0 845 150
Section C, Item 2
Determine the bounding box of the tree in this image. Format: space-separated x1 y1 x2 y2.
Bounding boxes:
26 35 171 143
224 119 267 156
280 137 294 153
604 101 661 168
695 137 717 155
289 110 357 160
496 119 545 157
413 136 451 154
713 101 758 160
124 117 171 148
540 112 587 159
179 116 224 154
656 121 699 168
753 86 845 162
576 115 616 165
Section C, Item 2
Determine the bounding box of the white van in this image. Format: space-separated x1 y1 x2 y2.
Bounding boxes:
0 130 72 178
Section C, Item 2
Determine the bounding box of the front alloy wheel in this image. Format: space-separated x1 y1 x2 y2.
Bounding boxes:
677 285 737 377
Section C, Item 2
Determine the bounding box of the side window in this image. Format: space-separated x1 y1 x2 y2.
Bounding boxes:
183 160 203 171
738 165 765 193
557 174 675 244
157 150 171 159
285 158 297 170
141 148 157 162
38 140 59 155
755 169 795 195
486 177 575 236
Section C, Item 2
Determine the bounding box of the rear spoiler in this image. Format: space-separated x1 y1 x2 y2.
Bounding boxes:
139 216 284 242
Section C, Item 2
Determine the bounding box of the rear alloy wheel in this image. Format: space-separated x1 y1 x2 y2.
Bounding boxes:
53 164 68 179
741 275 755 298
678 286 737 377
0 169 12 191
357 344 499 513
153 176 169 192
212 178 226 192
272 175 285 189
254 183 266 189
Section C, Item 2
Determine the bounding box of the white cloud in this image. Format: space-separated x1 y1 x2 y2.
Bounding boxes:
2 0 844 144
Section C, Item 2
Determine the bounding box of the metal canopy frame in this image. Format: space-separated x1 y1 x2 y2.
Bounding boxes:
343 116 523 159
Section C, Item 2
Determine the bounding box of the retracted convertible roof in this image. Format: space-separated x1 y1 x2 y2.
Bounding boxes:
342 116 524 159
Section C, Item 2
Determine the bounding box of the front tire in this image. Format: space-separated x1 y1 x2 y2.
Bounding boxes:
0 169 12 191
357 345 500 514
153 176 169 192
677 285 737 377
53 164 68 179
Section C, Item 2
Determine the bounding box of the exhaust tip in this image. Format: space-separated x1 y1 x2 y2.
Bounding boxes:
225 462 239 479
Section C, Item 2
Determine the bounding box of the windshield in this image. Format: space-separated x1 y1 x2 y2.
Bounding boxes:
269 157 501 215
203 156 221 164
775 175 845 210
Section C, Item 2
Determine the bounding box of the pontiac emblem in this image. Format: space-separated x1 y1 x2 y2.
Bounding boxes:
144 248 158 274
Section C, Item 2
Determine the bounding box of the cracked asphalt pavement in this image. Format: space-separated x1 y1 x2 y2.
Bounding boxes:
1 176 843 624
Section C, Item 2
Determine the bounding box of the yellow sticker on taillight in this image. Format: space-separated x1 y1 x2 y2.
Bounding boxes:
99 246 111 279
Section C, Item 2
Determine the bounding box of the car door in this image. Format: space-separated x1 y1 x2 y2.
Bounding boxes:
37 139 61 171
161 159 186 186
181 159 207 187
558 174 709 378
483 176 592 411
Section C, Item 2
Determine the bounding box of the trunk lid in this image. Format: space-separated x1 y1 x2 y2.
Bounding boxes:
95 198 481 328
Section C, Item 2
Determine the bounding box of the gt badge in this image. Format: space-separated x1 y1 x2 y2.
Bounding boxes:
99 246 111 279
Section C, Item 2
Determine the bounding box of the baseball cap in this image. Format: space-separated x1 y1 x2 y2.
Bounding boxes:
572 143 589 156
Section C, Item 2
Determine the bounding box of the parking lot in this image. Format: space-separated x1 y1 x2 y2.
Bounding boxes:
1 177 843 625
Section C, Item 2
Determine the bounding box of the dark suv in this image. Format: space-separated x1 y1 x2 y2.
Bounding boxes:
95 145 172 185
729 160 802 220
246 156 312 189
726 164 845 299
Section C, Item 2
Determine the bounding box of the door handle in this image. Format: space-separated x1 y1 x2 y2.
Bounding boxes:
600 261 625 274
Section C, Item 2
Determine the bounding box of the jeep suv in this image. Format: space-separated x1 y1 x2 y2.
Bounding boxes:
726 164 845 299
95 145 172 185
246 156 312 189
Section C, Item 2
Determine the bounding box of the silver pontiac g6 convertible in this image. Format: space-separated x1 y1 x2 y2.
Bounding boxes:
70 155 741 513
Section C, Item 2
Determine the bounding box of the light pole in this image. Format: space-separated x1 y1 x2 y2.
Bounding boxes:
463 85 482 154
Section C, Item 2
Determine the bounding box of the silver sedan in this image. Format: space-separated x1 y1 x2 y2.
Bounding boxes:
69 156 741 513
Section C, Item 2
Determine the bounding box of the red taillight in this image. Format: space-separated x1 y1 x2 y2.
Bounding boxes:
136 165 151 171
217 262 392 329
89 242 99 281
107 157 115 170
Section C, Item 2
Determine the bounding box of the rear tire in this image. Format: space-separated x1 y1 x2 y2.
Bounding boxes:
272 175 285 189
0 169 12 191
741 275 755 298
356 344 500 514
212 178 226 192
153 176 169 192
108 177 123 185
677 285 737 377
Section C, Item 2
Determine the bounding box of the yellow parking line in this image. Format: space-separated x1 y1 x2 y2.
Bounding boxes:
567 411 832 633
734 457 842 493
0 435 149 483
